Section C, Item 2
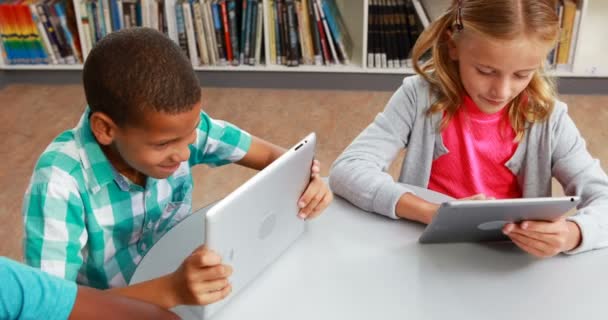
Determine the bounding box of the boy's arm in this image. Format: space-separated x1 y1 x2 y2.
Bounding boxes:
22 174 86 281
235 136 285 170
189 112 253 167
108 245 232 309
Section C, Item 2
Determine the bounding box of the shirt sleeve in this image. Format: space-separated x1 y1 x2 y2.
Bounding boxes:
0 257 77 320
22 167 87 282
188 111 252 167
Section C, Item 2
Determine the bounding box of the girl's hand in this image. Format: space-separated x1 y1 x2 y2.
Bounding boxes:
503 218 582 258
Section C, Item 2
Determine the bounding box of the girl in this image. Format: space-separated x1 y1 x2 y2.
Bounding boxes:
329 0 608 258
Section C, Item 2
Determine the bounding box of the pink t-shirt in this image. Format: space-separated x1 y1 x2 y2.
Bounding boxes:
427 96 522 199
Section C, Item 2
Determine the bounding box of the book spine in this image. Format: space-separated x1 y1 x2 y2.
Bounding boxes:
220 0 232 61
211 1 227 64
227 0 239 65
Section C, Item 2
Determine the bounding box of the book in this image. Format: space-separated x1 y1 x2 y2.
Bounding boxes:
227 0 239 65
220 0 232 62
419 0 450 22
411 0 428 28
557 0 577 65
182 0 200 65
314 0 338 64
192 0 209 65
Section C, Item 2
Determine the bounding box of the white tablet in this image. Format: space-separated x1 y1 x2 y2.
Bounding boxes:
419 196 581 244
202 132 316 318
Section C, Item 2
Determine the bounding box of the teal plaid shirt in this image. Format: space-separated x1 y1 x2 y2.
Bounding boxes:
23 108 251 289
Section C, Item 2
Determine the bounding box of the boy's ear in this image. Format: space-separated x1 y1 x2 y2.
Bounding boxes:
90 112 118 146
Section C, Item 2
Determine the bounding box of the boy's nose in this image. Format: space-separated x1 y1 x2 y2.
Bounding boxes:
171 146 191 163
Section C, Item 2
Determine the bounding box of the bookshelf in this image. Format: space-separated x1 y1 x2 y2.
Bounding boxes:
1 0 607 84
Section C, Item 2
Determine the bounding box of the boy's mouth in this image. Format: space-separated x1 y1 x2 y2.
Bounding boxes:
158 163 180 172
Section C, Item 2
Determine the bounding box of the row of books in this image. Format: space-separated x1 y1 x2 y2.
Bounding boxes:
267 0 351 67
0 0 83 65
76 0 169 59
174 0 265 66
366 0 426 69
0 0 586 69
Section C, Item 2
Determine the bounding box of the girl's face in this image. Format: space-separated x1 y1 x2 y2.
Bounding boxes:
448 31 553 114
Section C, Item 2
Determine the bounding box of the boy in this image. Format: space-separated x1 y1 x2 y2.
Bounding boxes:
22 28 332 309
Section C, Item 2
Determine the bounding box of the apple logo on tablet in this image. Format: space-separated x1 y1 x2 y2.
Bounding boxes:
258 213 277 240
477 220 508 231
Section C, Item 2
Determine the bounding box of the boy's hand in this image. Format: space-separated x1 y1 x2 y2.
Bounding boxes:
503 218 582 258
297 160 333 220
169 246 233 306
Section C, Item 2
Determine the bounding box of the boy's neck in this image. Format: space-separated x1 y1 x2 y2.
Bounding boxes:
100 144 147 187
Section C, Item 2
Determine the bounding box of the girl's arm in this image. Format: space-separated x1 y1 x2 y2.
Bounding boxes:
329 77 420 220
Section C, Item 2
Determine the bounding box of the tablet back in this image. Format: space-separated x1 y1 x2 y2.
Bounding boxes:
419 196 580 244
203 132 316 318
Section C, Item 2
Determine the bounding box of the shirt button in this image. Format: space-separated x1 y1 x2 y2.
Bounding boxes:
147 221 154 229
140 243 147 251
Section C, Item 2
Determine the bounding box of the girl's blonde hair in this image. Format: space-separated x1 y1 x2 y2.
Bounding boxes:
412 0 560 141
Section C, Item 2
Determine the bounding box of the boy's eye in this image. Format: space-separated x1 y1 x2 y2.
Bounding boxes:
155 142 170 148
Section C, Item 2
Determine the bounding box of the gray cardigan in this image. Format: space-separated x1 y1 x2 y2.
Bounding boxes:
329 75 608 254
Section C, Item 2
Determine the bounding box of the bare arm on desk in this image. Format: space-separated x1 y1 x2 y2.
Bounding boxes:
395 193 440 224
70 286 179 320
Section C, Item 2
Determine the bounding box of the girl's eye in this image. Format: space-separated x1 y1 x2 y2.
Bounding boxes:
477 68 493 75
515 73 532 79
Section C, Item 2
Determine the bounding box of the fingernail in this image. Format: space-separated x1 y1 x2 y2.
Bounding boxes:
298 201 306 208
298 212 307 219
521 222 528 229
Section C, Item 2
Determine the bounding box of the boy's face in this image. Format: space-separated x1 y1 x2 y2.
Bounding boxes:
92 102 201 180
448 31 552 114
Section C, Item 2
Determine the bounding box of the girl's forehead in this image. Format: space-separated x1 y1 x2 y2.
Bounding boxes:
458 32 551 68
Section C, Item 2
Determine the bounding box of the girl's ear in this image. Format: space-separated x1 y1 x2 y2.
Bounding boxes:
90 112 118 146
446 30 459 61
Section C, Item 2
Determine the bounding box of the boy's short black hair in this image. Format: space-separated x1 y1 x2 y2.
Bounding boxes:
83 27 201 127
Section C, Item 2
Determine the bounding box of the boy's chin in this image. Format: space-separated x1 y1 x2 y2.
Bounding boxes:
144 167 178 179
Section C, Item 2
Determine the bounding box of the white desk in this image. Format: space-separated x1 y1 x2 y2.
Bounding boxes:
131 185 608 320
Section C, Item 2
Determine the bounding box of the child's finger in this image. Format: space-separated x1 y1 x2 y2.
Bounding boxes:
311 160 321 174
520 219 566 234
462 193 487 200
508 232 555 256
199 250 221 267
306 191 333 220
198 264 233 282
197 284 232 305
505 226 553 247
299 191 325 219
511 238 546 258
298 180 322 217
